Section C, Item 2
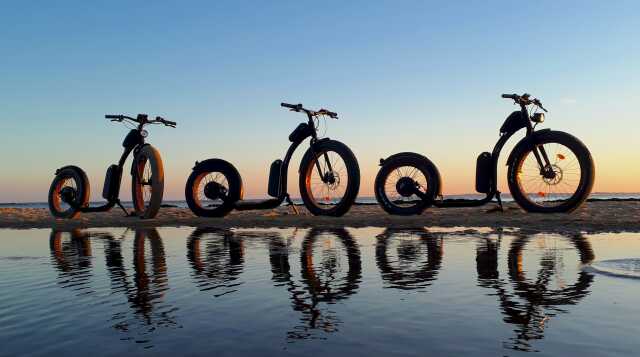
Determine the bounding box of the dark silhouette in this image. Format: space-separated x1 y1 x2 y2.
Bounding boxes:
376 229 443 291
375 93 594 215
48 228 179 347
476 231 595 352
186 228 245 297
267 228 362 341
49 229 94 293
185 103 360 217
47 114 176 219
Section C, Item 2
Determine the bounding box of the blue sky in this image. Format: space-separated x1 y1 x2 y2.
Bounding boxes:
1 0 638 202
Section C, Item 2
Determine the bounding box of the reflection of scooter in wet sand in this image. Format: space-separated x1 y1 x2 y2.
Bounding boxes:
48 228 177 344
375 229 443 290
475 231 595 352
186 228 245 296
267 228 362 340
375 93 594 215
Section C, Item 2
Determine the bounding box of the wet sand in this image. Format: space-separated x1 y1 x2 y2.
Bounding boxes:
1 200 639 233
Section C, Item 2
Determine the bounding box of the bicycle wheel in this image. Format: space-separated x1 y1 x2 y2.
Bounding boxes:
131 145 164 219
299 140 360 216
508 131 594 213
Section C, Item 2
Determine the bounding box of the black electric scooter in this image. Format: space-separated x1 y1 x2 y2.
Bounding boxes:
48 114 176 219
375 93 594 215
185 103 360 217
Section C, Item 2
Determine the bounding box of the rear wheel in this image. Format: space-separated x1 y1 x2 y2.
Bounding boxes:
48 167 90 219
185 160 242 217
508 131 594 213
299 140 360 216
374 154 439 215
132 145 164 219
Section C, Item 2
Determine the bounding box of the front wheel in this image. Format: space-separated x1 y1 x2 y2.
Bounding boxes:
507 131 594 213
131 145 165 219
299 140 360 216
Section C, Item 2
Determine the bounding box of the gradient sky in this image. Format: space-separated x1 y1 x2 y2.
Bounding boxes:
1 0 638 202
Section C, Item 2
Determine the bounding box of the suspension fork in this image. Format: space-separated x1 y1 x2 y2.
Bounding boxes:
531 145 553 175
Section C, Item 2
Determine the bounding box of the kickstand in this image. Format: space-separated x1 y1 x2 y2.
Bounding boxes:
285 194 299 215
495 191 504 212
116 200 134 217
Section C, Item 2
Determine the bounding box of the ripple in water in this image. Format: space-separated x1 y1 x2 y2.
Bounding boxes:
589 259 640 279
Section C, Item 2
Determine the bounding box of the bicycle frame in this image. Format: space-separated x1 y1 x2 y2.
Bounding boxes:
233 112 332 210
62 128 146 213
430 100 553 208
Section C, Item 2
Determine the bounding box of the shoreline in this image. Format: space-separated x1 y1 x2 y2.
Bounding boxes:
1 200 639 234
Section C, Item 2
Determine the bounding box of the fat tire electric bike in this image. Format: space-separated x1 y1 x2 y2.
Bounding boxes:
185 103 360 217
48 114 176 219
375 93 595 215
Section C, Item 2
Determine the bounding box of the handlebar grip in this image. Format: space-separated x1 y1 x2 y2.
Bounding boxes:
501 94 517 99
281 102 302 110
319 109 338 118
105 114 121 119
155 116 177 127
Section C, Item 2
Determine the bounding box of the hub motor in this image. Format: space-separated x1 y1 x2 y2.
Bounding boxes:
59 187 77 204
204 181 228 200
396 177 418 197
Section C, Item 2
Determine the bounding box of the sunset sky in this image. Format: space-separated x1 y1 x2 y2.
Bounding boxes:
1 0 638 202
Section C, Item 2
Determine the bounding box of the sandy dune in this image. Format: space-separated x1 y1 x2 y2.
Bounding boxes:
1 200 638 233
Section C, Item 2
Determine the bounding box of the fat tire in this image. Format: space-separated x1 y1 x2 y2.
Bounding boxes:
298 140 360 217
48 167 90 219
132 145 165 219
185 160 242 217
374 154 439 216
507 131 594 213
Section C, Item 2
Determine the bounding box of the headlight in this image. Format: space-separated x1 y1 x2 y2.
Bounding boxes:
531 113 545 123
140 129 149 138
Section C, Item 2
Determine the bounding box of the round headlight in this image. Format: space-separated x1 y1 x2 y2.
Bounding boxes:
532 113 545 123
140 129 149 138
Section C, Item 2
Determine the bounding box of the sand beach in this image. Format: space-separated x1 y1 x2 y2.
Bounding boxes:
1 200 638 233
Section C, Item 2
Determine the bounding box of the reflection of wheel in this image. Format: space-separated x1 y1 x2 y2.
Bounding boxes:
300 229 361 300
299 140 360 217
132 145 165 219
508 131 594 213
48 167 90 219
376 229 443 289
186 228 244 285
49 229 92 271
185 159 243 217
374 154 439 216
507 234 595 305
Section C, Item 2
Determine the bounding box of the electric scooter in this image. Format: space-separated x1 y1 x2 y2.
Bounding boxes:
48 114 176 219
185 103 360 217
374 93 594 215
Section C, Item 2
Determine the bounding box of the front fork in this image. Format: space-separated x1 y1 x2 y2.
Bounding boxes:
312 148 334 183
531 145 555 178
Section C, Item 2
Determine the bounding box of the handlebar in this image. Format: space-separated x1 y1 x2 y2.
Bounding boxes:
281 102 338 119
501 93 548 112
105 114 176 127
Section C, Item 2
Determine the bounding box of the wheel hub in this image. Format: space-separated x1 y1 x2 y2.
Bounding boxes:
542 165 563 185
204 181 227 200
396 177 418 197
323 171 341 190
59 187 77 204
